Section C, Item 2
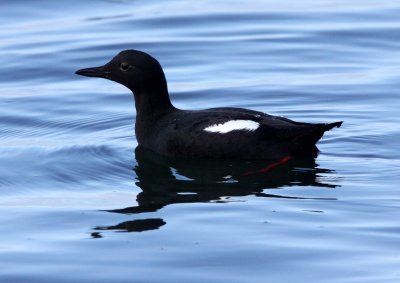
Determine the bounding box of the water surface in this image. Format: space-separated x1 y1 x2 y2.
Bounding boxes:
1 1 400 282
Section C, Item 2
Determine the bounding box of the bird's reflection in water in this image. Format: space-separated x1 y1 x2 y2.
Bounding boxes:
91 146 338 237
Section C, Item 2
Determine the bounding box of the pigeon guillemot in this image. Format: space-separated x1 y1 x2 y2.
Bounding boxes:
76 50 342 160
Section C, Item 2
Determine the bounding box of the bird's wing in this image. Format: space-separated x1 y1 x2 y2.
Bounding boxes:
171 107 341 144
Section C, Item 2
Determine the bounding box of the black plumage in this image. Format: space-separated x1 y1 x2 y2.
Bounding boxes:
76 50 342 160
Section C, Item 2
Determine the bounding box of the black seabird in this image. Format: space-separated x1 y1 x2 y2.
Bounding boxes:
76 50 342 160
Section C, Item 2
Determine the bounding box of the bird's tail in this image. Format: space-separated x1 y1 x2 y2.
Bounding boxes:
294 121 343 145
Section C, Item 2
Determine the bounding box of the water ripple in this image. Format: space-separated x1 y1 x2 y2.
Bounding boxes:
0 145 133 190
1 1 400 282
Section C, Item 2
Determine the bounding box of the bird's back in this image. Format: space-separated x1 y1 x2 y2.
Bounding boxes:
148 107 342 159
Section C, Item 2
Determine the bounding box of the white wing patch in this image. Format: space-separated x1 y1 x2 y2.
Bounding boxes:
204 120 259 134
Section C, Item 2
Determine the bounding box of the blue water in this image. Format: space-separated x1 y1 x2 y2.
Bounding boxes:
1 1 400 282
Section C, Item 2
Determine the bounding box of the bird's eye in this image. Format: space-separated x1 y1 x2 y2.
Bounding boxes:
120 62 132 72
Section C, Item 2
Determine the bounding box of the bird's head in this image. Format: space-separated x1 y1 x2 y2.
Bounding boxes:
75 50 168 95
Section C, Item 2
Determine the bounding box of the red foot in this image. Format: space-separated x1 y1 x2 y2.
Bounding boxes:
242 155 291 176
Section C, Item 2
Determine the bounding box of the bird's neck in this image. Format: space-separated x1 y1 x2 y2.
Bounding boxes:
133 87 175 121
133 87 176 146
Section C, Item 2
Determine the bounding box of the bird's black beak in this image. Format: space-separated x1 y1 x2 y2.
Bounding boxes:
75 66 110 79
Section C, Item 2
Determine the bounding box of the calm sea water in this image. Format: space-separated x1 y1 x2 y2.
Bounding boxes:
1 1 400 282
